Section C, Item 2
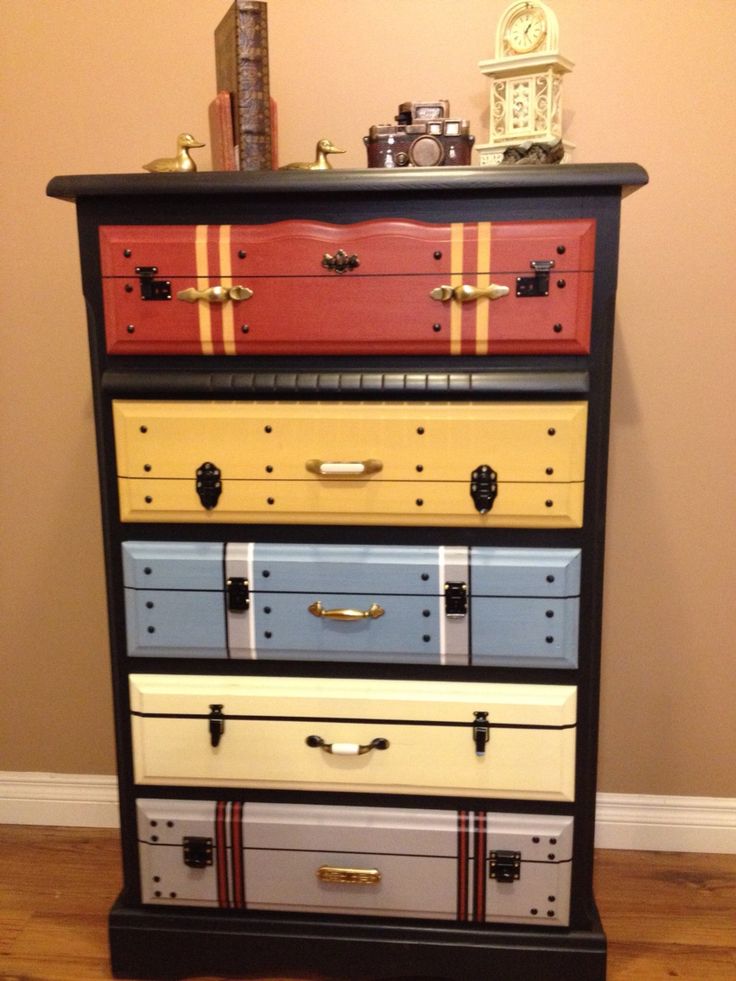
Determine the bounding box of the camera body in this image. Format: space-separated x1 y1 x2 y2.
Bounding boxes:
364 101 475 168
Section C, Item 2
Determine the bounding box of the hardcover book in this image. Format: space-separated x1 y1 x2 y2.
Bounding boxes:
214 0 273 170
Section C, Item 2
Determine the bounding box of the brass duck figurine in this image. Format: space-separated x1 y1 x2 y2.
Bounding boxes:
280 138 345 171
143 133 205 173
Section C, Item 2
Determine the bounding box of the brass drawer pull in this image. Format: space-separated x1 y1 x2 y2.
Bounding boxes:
430 283 510 303
176 285 253 304
317 866 382 885
305 459 383 477
308 600 385 621
306 735 389 756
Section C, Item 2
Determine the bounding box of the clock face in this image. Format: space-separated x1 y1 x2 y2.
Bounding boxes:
506 5 547 53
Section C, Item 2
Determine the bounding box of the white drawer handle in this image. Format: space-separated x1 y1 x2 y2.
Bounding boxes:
306 735 389 756
305 459 383 477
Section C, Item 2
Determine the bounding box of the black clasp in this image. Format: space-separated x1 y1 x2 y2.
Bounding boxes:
444 581 467 618
322 249 360 274
516 259 554 298
183 836 214 869
208 704 225 747
226 577 250 612
470 465 498 514
489 850 521 883
136 265 172 301
196 462 222 510
472 711 490 756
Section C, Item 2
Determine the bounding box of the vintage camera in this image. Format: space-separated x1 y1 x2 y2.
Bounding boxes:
364 101 475 168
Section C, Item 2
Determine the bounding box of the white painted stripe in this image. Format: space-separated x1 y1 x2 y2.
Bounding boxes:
438 546 447 665
224 542 256 658
247 541 256 658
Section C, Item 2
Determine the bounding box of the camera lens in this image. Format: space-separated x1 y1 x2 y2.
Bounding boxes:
409 135 445 167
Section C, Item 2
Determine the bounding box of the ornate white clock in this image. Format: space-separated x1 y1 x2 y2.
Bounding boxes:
476 1 574 165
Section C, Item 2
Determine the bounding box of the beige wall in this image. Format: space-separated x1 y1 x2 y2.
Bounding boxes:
1 0 734 796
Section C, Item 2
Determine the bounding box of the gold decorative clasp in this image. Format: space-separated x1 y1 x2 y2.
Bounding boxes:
308 601 385 621
322 249 360 274
430 283 510 303
176 285 253 304
317 866 382 885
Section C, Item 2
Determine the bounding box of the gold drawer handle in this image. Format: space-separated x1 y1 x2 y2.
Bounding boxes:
176 285 253 304
430 283 510 303
308 600 385 621
306 735 390 756
305 459 383 477
317 866 381 885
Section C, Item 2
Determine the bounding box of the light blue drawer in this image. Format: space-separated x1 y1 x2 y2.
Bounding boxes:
122 541 580 668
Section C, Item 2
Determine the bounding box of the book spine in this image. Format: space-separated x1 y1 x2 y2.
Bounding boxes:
233 0 272 170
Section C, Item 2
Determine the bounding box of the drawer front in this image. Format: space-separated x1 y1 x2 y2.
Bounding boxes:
123 541 580 668
100 219 594 356
129 674 577 801
113 400 587 528
136 799 572 926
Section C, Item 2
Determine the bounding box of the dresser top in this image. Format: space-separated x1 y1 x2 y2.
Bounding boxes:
47 163 647 203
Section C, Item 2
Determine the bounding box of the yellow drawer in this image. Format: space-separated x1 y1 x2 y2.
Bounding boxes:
130 674 577 802
113 400 587 528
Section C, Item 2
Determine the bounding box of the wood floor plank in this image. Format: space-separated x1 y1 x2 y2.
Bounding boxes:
1 827 735 980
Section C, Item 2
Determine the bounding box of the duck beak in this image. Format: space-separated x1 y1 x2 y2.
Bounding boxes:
327 143 346 154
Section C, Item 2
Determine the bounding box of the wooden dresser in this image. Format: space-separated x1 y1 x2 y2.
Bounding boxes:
47 164 647 981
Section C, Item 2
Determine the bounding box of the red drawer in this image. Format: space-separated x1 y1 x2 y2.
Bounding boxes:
100 218 595 356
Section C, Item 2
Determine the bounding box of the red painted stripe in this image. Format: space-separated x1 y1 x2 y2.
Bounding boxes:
457 810 469 921
473 811 487 923
215 800 229 908
230 801 245 908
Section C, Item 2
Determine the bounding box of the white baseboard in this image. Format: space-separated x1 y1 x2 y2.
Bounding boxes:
1 773 734 853
0 772 119 828
595 792 736 854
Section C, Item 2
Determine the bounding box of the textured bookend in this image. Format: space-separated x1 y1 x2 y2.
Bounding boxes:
209 91 236 171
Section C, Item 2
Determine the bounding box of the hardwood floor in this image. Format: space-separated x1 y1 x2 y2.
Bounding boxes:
0 825 734 980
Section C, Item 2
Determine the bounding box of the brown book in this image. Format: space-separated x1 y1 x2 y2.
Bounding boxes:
214 0 273 170
208 91 236 171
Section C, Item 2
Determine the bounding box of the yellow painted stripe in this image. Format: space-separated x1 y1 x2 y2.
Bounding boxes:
450 223 464 355
219 225 235 355
195 225 213 355
475 222 492 355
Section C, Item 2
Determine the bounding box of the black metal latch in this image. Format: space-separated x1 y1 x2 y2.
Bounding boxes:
208 704 226 747
226 577 250 612
444 581 467 618
470 465 498 514
472 711 491 756
136 265 172 301
183 836 214 869
489 850 521 883
196 462 222 510
516 259 554 298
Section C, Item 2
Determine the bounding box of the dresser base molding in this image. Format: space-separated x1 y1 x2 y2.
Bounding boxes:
108 896 607 981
